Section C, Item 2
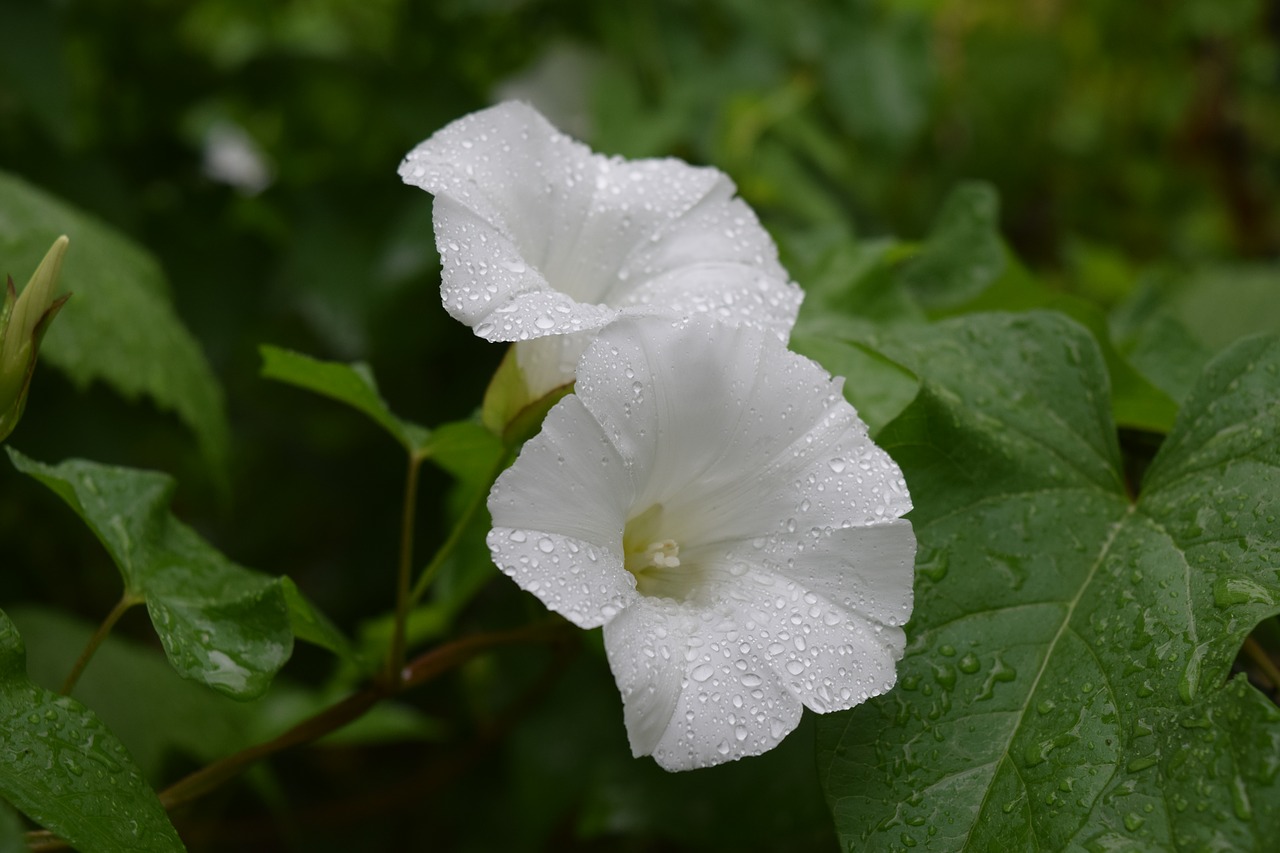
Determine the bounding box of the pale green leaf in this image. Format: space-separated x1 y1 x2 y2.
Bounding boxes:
0 170 229 475
259 344 431 454
817 314 1280 850
0 609 184 852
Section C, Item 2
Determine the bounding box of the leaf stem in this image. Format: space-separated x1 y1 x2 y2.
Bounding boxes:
59 593 141 695
406 450 510 608
385 452 425 685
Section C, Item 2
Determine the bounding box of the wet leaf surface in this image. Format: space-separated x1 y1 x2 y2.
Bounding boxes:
817 313 1280 850
0 609 184 852
6 450 349 697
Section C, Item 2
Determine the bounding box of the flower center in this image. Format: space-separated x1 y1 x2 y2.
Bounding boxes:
623 504 700 601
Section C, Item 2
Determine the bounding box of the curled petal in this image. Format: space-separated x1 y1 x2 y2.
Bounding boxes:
400 102 801 357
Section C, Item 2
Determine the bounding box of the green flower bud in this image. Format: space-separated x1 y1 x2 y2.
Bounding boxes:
0 236 71 442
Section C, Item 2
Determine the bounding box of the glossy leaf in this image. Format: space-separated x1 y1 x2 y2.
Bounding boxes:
259 344 431 455
0 170 229 475
817 313 1280 850
5 449 335 698
0 609 184 852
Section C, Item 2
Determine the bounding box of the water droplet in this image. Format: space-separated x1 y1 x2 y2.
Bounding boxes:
828 457 847 473
691 664 715 683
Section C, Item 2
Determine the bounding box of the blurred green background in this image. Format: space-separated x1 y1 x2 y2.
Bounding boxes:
1 0 1277 850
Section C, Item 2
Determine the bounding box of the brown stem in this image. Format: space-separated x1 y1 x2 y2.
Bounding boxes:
25 620 572 850
60 594 141 696
159 620 567 811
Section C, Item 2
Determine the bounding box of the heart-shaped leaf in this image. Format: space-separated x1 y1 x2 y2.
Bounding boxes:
817 312 1280 850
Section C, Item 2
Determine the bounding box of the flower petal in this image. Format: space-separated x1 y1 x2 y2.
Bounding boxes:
401 102 799 349
486 395 638 627
615 192 802 339
575 316 908 548
768 519 917 630
726 568 906 715
603 595 803 771
617 262 801 342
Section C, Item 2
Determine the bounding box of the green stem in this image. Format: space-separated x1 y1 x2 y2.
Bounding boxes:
406 450 510 608
60 594 140 696
385 453 424 685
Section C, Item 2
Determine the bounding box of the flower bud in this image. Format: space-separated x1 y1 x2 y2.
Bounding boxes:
1 236 70 442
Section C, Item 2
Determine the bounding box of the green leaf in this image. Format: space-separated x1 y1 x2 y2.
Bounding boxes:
0 799 24 853
1165 263 1280 351
790 334 919 436
11 606 437 781
5 449 326 698
897 183 1007 310
817 314 1280 850
281 578 358 662
1046 294 1179 433
0 170 229 476
425 419 506 488
0 609 184 852
1111 280 1218 405
259 344 431 455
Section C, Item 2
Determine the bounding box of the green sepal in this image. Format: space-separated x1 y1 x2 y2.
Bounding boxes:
481 345 573 447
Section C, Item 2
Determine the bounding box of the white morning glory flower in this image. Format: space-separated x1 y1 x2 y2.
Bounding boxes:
486 316 915 771
398 101 803 394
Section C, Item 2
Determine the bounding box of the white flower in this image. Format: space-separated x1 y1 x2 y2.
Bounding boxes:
486 316 915 771
398 101 803 394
